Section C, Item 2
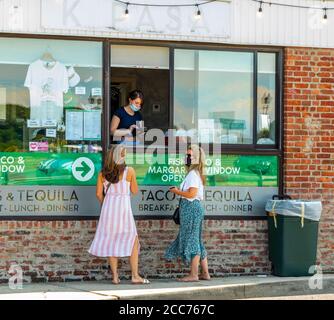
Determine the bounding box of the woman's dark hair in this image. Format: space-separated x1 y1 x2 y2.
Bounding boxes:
102 145 126 184
128 89 144 107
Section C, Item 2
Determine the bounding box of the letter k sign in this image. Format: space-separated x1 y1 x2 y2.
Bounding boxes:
63 0 81 27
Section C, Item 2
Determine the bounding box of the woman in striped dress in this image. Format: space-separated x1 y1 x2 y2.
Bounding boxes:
88 145 149 285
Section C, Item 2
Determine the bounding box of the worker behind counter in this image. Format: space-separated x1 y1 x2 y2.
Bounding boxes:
110 90 145 144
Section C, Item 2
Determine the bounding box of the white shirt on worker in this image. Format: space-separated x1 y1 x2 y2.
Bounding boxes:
180 169 204 202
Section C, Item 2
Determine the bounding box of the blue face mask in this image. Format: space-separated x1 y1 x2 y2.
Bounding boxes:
130 103 141 112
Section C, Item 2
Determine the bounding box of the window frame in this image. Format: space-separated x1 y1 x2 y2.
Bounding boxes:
106 40 284 202
0 33 284 221
0 32 284 154
107 40 283 155
0 34 105 155
171 46 282 152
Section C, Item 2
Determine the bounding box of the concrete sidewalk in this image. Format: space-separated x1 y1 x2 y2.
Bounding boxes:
0 275 333 300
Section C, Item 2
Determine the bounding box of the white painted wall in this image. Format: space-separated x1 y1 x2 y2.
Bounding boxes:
0 0 333 48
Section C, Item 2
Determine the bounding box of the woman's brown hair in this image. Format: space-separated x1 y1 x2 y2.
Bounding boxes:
187 144 206 185
128 89 144 107
102 145 126 184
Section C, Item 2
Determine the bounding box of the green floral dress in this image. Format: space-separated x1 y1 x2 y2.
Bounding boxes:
165 198 207 264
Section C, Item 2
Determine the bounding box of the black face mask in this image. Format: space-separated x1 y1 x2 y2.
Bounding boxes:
186 154 192 167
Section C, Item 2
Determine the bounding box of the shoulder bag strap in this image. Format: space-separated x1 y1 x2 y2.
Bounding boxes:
102 181 112 204
123 167 128 181
178 174 187 206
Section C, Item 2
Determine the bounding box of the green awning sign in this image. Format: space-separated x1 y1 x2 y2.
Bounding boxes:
0 152 278 188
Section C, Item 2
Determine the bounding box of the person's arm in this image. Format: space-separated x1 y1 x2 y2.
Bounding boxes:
170 187 198 199
96 172 104 204
110 115 138 137
127 167 139 195
110 115 132 137
169 171 199 199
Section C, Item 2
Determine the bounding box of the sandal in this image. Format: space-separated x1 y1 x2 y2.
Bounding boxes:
131 278 150 285
112 279 121 285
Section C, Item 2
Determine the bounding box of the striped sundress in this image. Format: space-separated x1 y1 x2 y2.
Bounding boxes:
88 167 139 257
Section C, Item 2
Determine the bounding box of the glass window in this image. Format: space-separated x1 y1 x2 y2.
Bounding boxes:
110 45 170 134
174 49 254 144
257 53 276 145
0 38 103 186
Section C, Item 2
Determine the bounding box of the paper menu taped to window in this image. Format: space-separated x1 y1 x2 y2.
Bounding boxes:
65 111 84 140
65 110 101 141
83 110 101 140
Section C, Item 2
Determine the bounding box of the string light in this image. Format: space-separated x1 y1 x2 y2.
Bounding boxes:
113 0 334 23
114 0 218 8
251 0 334 23
322 7 328 23
124 2 129 17
195 4 202 19
257 1 263 18
115 0 220 20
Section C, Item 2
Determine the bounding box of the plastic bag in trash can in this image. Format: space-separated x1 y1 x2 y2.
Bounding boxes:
265 199 322 222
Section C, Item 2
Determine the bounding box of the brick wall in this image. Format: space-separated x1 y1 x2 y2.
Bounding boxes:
284 47 334 272
0 220 270 283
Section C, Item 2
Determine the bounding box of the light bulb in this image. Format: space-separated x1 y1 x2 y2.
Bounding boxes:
257 1 263 18
195 5 201 20
124 3 129 18
322 8 328 24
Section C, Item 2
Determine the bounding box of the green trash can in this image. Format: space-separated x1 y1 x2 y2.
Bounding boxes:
266 196 322 277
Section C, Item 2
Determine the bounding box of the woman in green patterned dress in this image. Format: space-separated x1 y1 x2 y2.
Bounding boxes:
165 144 210 282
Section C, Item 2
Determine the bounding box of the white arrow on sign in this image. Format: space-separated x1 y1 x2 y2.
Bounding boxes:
72 157 95 182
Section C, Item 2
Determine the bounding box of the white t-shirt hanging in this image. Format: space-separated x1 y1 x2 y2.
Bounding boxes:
24 59 69 122
180 169 204 202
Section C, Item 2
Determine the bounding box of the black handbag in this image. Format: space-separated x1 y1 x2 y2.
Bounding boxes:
172 184 184 225
172 204 180 224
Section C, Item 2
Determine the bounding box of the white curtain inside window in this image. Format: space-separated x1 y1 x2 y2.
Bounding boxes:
111 45 169 69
